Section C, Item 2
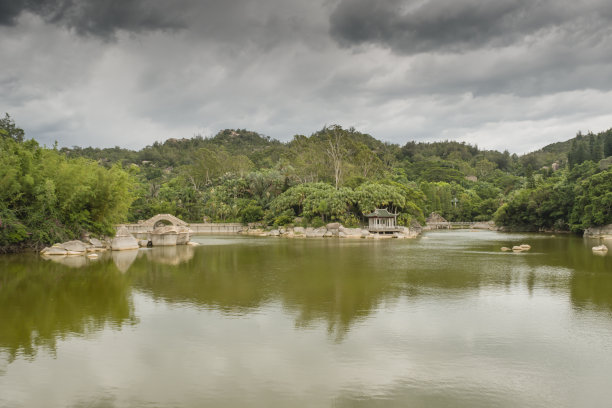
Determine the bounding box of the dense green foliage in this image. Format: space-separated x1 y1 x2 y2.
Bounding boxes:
62 123 612 232
493 161 612 231
1 112 610 251
0 115 135 250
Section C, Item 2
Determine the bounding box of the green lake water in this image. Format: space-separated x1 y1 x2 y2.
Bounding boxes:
0 231 611 407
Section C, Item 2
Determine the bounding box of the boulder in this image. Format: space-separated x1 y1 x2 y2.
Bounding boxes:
187 241 200 246
592 245 609 253
87 253 99 259
306 228 326 238
138 240 150 248
326 222 341 230
270 229 280 236
519 244 531 250
501 247 512 252
41 246 68 256
293 227 305 235
88 237 106 248
584 224 612 239
60 240 90 253
111 228 139 251
340 227 362 237
512 246 524 252
323 231 333 237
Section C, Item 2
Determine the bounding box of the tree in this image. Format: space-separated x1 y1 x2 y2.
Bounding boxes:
0 113 25 143
323 125 348 189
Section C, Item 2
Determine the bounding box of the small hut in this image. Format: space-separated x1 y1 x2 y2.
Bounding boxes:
365 208 400 233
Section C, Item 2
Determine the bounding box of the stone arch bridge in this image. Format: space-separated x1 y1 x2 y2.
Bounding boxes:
118 214 243 237
142 214 188 229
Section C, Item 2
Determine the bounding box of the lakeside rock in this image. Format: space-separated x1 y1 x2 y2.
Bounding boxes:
111 227 139 251
584 224 612 240
40 246 69 256
239 223 421 240
592 245 609 253
510 244 532 252
41 240 92 255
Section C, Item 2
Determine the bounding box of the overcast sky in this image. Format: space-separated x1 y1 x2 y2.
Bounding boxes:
1 0 611 153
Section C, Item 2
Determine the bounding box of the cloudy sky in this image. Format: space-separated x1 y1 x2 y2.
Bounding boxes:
1 0 612 153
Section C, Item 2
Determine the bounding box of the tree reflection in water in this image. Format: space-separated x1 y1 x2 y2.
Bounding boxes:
0 255 136 360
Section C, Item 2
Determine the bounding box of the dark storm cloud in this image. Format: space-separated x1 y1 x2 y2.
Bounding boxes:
329 0 612 54
0 0 186 37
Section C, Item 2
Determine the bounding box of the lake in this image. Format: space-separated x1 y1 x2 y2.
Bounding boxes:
1 231 611 407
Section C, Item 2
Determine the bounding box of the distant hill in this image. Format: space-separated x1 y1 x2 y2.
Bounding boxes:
60 126 612 174
520 128 612 170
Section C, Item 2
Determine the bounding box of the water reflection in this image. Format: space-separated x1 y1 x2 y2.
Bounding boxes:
111 249 139 273
2 233 612 408
124 240 406 339
127 233 612 338
145 245 195 265
0 255 136 359
2 232 611 359
40 254 91 268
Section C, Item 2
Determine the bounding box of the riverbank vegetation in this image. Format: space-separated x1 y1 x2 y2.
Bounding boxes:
1 114 611 250
0 115 134 251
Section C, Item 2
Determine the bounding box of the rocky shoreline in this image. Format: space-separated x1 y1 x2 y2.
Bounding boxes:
239 222 421 239
583 224 612 239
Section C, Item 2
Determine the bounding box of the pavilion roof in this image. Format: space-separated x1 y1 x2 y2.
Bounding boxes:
365 208 397 218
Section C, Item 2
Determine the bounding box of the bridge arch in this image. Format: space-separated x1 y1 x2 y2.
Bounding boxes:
142 214 188 228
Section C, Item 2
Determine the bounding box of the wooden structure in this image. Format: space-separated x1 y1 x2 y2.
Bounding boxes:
366 208 401 233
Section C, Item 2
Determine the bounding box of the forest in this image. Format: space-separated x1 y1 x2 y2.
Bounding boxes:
1 113 611 251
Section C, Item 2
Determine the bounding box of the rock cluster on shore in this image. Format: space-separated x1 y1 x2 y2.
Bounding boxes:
584 224 612 239
40 238 109 256
40 225 200 258
241 223 421 239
